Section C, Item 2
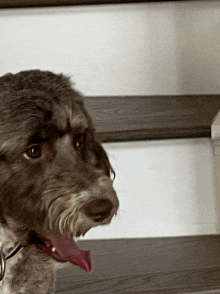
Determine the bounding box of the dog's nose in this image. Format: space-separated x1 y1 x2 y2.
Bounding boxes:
83 199 113 222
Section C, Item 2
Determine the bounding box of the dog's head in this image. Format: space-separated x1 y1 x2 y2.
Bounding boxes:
0 70 119 271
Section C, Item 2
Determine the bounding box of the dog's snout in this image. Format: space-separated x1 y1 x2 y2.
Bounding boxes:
83 199 113 223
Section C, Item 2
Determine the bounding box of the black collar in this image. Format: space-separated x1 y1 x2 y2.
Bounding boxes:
0 244 23 281
5 244 22 260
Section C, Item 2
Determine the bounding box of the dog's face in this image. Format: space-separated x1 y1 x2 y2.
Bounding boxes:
0 70 119 269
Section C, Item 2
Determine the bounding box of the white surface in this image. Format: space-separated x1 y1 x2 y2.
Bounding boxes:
1 2 220 95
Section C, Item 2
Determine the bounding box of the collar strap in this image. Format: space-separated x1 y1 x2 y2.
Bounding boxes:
0 244 22 281
5 244 22 260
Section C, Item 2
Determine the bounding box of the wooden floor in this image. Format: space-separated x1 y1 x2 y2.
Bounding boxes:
56 235 220 294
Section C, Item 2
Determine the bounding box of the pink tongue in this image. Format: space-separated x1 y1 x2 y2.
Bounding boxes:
44 237 93 273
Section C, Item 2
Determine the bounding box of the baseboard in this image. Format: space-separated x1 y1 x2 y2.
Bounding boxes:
55 235 220 293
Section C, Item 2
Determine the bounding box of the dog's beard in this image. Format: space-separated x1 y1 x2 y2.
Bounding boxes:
40 191 94 273
42 177 118 239
40 177 118 273
43 190 81 238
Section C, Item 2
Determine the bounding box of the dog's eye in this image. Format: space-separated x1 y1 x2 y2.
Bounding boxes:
24 145 42 160
74 134 86 150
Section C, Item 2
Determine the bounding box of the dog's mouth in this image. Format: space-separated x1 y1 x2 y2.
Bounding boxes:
41 236 93 272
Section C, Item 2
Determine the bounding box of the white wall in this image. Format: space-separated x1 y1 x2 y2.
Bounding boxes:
0 2 220 239
1 1 220 96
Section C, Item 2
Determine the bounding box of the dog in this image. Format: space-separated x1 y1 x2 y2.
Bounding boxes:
0 70 119 293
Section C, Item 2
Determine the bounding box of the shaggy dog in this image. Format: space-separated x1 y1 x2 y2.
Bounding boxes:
0 70 119 293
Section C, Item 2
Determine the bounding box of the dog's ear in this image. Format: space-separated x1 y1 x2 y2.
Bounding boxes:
77 101 115 179
0 201 6 224
92 140 115 179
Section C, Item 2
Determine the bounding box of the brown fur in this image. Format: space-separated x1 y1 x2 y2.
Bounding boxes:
0 70 119 293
